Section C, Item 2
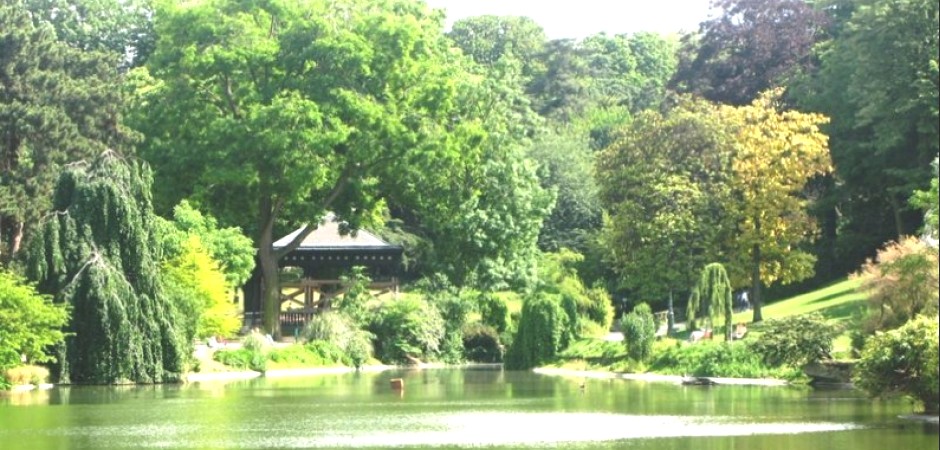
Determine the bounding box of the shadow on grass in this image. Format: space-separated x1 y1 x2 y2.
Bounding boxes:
805 288 859 305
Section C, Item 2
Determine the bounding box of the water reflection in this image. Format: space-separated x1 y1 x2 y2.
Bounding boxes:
0 368 936 450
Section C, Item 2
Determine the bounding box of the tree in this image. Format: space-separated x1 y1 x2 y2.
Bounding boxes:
671 0 829 105
448 15 546 82
23 152 184 384
157 200 254 290
854 315 939 414
162 235 240 342
131 0 529 335
527 129 602 253
0 269 68 377
24 0 156 69
722 90 831 322
687 263 733 340
794 0 938 276
504 291 571 370
622 302 655 362
910 157 938 240
596 98 736 307
1 2 136 261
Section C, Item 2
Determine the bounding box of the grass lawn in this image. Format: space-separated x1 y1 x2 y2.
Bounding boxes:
733 277 867 325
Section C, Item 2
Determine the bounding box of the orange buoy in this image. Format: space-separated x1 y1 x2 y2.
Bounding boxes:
390 378 404 390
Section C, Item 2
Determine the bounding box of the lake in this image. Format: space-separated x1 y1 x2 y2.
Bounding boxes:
1 367 936 449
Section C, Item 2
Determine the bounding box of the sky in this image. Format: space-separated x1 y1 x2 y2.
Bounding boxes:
424 0 717 39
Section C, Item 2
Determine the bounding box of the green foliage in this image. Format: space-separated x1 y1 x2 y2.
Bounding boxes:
650 340 795 379
596 98 736 305
23 152 184 384
504 291 571 370
854 315 939 414
556 339 627 367
157 200 255 289
24 0 155 68
853 237 939 342
687 263 733 339
162 235 239 342
269 341 348 368
794 0 938 277
336 267 375 329
0 270 69 375
301 311 373 368
536 250 613 334
748 313 841 368
622 303 656 362
478 292 510 334
1 2 136 259
526 129 602 253
911 157 938 239
461 323 503 363
369 296 445 364
213 348 266 373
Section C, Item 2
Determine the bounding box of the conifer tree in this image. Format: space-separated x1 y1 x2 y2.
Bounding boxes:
24 152 184 384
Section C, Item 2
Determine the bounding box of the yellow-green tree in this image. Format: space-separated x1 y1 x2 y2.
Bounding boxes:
163 235 239 341
722 90 831 322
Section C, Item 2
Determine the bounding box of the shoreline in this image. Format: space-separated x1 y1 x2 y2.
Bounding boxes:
532 367 790 386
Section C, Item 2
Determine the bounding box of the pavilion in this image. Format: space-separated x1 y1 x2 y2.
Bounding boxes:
241 214 403 335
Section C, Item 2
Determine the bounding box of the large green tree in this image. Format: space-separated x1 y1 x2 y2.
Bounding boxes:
596 98 736 307
796 0 938 275
131 0 546 334
1 2 136 261
23 152 184 384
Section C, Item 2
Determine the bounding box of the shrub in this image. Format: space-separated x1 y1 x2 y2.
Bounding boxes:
853 237 939 342
504 292 571 370
622 303 656 362
369 295 445 364
213 348 266 373
462 323 503 363
242 330 272 353
854 315 939 414
749 313 840 367
303 312 355 349
479 293 510 334
3 365 50 386
649 341 793 379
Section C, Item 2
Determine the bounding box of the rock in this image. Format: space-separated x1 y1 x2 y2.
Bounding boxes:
803 360 855 384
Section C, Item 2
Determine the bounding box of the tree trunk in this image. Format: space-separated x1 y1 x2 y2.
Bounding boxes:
257 199 281 338
751 241 763 323
887 193 905 240
750 214 763 323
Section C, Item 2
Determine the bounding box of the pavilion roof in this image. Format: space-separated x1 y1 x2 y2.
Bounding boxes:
272 213 397 250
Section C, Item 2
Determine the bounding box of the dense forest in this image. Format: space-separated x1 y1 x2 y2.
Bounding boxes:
1 0 937 398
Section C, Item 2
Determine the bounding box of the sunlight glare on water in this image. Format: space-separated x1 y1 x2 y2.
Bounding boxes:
223 412 863 448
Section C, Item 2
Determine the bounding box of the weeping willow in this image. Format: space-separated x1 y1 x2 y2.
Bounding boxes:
686 263 734 341
24 152 184 384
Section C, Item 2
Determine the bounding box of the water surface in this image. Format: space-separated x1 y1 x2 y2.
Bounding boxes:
1 368 936 449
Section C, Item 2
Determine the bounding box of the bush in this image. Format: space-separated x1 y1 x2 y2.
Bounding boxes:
213 348 266 373
504 292 571 370
369 296 445 364
3 365 50 386
479 293 510 334
650 340 794 379
853 237 939 342
854 315 939 414
462 323 503 363
748 313 840 367
622 303 656 362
